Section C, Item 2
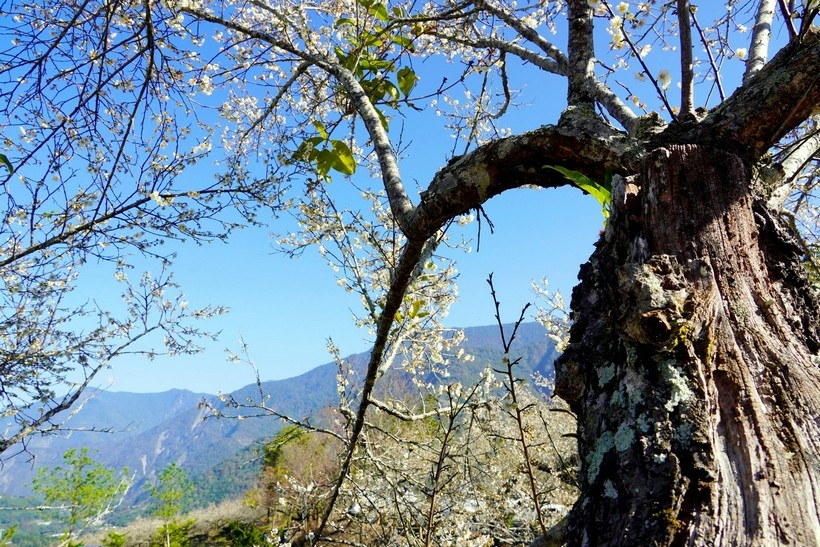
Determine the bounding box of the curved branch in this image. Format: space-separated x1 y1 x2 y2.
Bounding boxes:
413 124 638 237
442 35 565 74
475 0 569 69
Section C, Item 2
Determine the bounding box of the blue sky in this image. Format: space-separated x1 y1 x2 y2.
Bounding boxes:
99 184 601 394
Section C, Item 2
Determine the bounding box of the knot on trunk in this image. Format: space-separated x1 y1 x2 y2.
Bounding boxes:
618 256 693 349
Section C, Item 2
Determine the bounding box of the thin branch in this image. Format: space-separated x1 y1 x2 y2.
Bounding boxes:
0 187 235 269
369 398 452 421
691 10 726 101
601 0 677 121
240 61 310 142
441 35 564 73
778 0 799 41
767 127 820 210
487 274 547 539
475 0 569 68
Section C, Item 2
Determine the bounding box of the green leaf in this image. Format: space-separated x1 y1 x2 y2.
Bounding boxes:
330 140 356 175
370 2 389 21
544 165 611 219
0 153 13 175
380 80 400 104
374 106 390 130
335 17 355 28
313 120 329 140
397 66 418 96
315 148 334 177
359 57 393 71
392 34 415 52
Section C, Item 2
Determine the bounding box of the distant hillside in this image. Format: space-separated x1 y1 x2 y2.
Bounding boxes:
0 322 557 510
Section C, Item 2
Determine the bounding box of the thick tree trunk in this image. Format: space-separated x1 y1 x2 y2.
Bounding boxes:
555 145 820 545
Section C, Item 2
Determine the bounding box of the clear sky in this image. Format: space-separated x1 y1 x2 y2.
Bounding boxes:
97 185 602 394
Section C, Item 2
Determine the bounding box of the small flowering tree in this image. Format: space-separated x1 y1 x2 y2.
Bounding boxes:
4 0 820 545
32 447 132 547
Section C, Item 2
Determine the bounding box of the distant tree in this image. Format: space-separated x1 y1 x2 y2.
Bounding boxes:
4 0 820 545
31 447 131 547
147 463 195 547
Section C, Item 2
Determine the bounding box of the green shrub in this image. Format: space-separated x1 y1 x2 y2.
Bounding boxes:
224 520 267 547
101 530 127 547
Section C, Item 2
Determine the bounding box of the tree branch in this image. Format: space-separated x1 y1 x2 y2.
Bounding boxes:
744 0 776 83
778 0 799 41
767 127 820 210
679 29 820 161
691 10 726 101
189 7 417 237
475 0 569 69
412 124 637 237
677 0 695 118
314 237 427 542
566 0 596 108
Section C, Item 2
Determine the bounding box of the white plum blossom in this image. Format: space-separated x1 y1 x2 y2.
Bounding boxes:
658 69 672 90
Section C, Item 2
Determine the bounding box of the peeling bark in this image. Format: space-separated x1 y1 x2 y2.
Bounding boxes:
555 145 820 546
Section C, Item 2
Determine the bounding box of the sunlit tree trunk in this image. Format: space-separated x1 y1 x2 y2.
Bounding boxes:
555 145 820 545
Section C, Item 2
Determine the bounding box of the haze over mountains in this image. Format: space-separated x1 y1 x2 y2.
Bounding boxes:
0 322 557 506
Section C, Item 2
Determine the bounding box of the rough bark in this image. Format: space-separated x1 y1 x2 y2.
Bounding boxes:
555 144 820 545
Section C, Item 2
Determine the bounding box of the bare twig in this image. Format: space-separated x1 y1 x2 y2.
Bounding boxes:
601 0 677 120
691 10 726 101
487 274 548 539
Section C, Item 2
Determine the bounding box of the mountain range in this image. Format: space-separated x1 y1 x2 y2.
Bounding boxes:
0 322 558 510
